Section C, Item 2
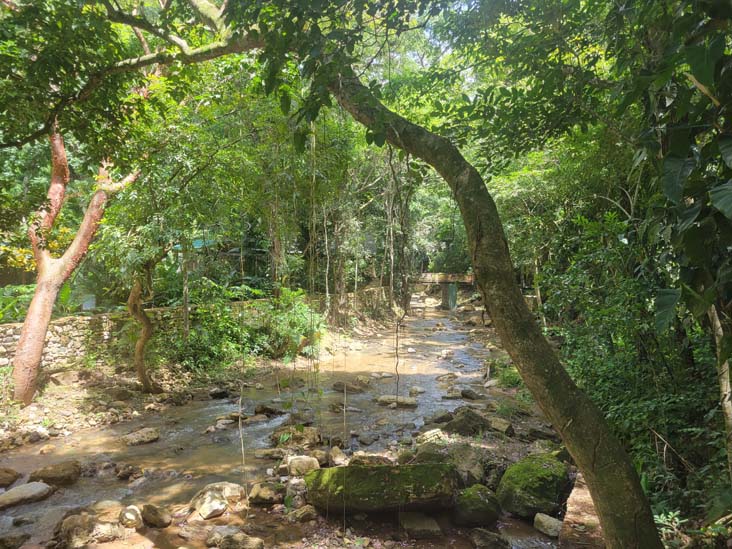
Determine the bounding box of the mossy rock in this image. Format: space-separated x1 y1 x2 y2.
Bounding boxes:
413 441 490 486
304 464 459 512
496 453 568 518
453 484 500 526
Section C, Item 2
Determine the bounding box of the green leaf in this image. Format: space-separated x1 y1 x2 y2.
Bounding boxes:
710 180 732 219
662 156 694 204
293 130 307 154
279 92 291 115
655 288 681 332
372 131 386 147
685 36 724 88
677 201 701 232
719 136 732 169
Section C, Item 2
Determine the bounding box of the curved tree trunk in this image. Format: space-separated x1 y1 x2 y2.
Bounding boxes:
11 129 139 405
126 279 158 393
330 70 662 549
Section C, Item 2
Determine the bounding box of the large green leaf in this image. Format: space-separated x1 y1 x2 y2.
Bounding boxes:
662 156 694 204
710 180 732 219
685 35 725 88
655 288 681 332
719 136 732 169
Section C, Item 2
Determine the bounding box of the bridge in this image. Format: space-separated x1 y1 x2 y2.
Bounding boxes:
415 272 474 310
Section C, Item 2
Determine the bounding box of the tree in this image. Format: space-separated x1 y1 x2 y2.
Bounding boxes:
0 1 664 544
11 127 138 404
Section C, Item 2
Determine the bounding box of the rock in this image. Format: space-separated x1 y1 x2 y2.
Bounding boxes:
380 372 394 378
141 503 172 528
358 432 379 446
329 446 348 466
440 349 454 359
0 482 54 510
0 533 30 549
271 425 320 448
443 408 493 436
215 419 236 430
489 417 514 436
249 482 284 504
288 455 320 476
209 387 229 399
309 449 329 465
206 526 265 549
534 513 562 537
399 512 442 539
305 464 460 512
332 380 366 394
424 410 453 424
119 505 143 528
39 443 56 455
484 379 500 389
526 425 560 442
56 512 125 548
454 484 501 526
408 386 425 396
242 414 268 424
190 482 246 519
254 404 285 416
461 388 484 400
355 375 371 387
254 448 286 460
436 372 458 382
0 467 20 488
122 427 159 446
376 395 418 408
442 388 463 399
413 441 488 486
115 463 142 480
496 453 569 518
288 504 318 523
349 453 394 466
469 528 510 548
415 428 450 445
29 459 81 486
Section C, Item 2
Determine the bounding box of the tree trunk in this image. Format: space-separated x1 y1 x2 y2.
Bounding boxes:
11 129 139 405
708 305 732 484
127 279 159 393
330 70 662 549
12 269 62 404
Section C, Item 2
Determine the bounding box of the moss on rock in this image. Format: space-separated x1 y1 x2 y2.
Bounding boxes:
496 453 568 518
304 464 459 513
453 484 500 526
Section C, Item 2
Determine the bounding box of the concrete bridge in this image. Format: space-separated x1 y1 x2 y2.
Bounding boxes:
416 272 474 310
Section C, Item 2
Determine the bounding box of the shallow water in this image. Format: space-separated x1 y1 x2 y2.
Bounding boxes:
0 308 555 548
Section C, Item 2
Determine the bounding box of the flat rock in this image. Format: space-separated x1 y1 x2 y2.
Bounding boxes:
189 482 246 519
0 482 54 510
0 467 20 488
287 455 320 476
0 533 30 549
332 381 366 394
249 482 284 504
534 513 563 537
287 504 319 523
305 464 459 512
122 427 159 446
399 512 442 539
254 448 286 460
470 528 510 548
461 388 484 400
377 395 417 408
29 460 81 486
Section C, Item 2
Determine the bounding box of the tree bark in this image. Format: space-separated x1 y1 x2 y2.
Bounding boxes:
329 70 662 549
11 130 139 405
708 305 732 484
126 278 160 393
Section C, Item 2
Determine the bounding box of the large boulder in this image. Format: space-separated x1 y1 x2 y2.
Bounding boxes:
453 484 500 526
304 464 459 513
534 512 563 537
287 455 320 476
189 482 246 520
442 408 493 436
496 453 568 518
56 512 125 548
0 482 54 510
141 503 172 528
249 482 284 504
29 460 81 486
0 468 20 488
413 441 490 486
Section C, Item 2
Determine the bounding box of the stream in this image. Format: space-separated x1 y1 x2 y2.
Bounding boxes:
0 307 557 548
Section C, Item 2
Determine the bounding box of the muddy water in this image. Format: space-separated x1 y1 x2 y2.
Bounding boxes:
0 309 556 548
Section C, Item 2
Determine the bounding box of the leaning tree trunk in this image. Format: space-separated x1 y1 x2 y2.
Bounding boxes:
330 69 662 549
708 304 732 484
127 279 158 393
11 129 139 405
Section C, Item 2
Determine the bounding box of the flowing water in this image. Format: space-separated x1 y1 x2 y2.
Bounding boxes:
0 308 557 548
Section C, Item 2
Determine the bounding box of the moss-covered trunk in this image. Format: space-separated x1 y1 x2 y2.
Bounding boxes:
330 69 662 549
